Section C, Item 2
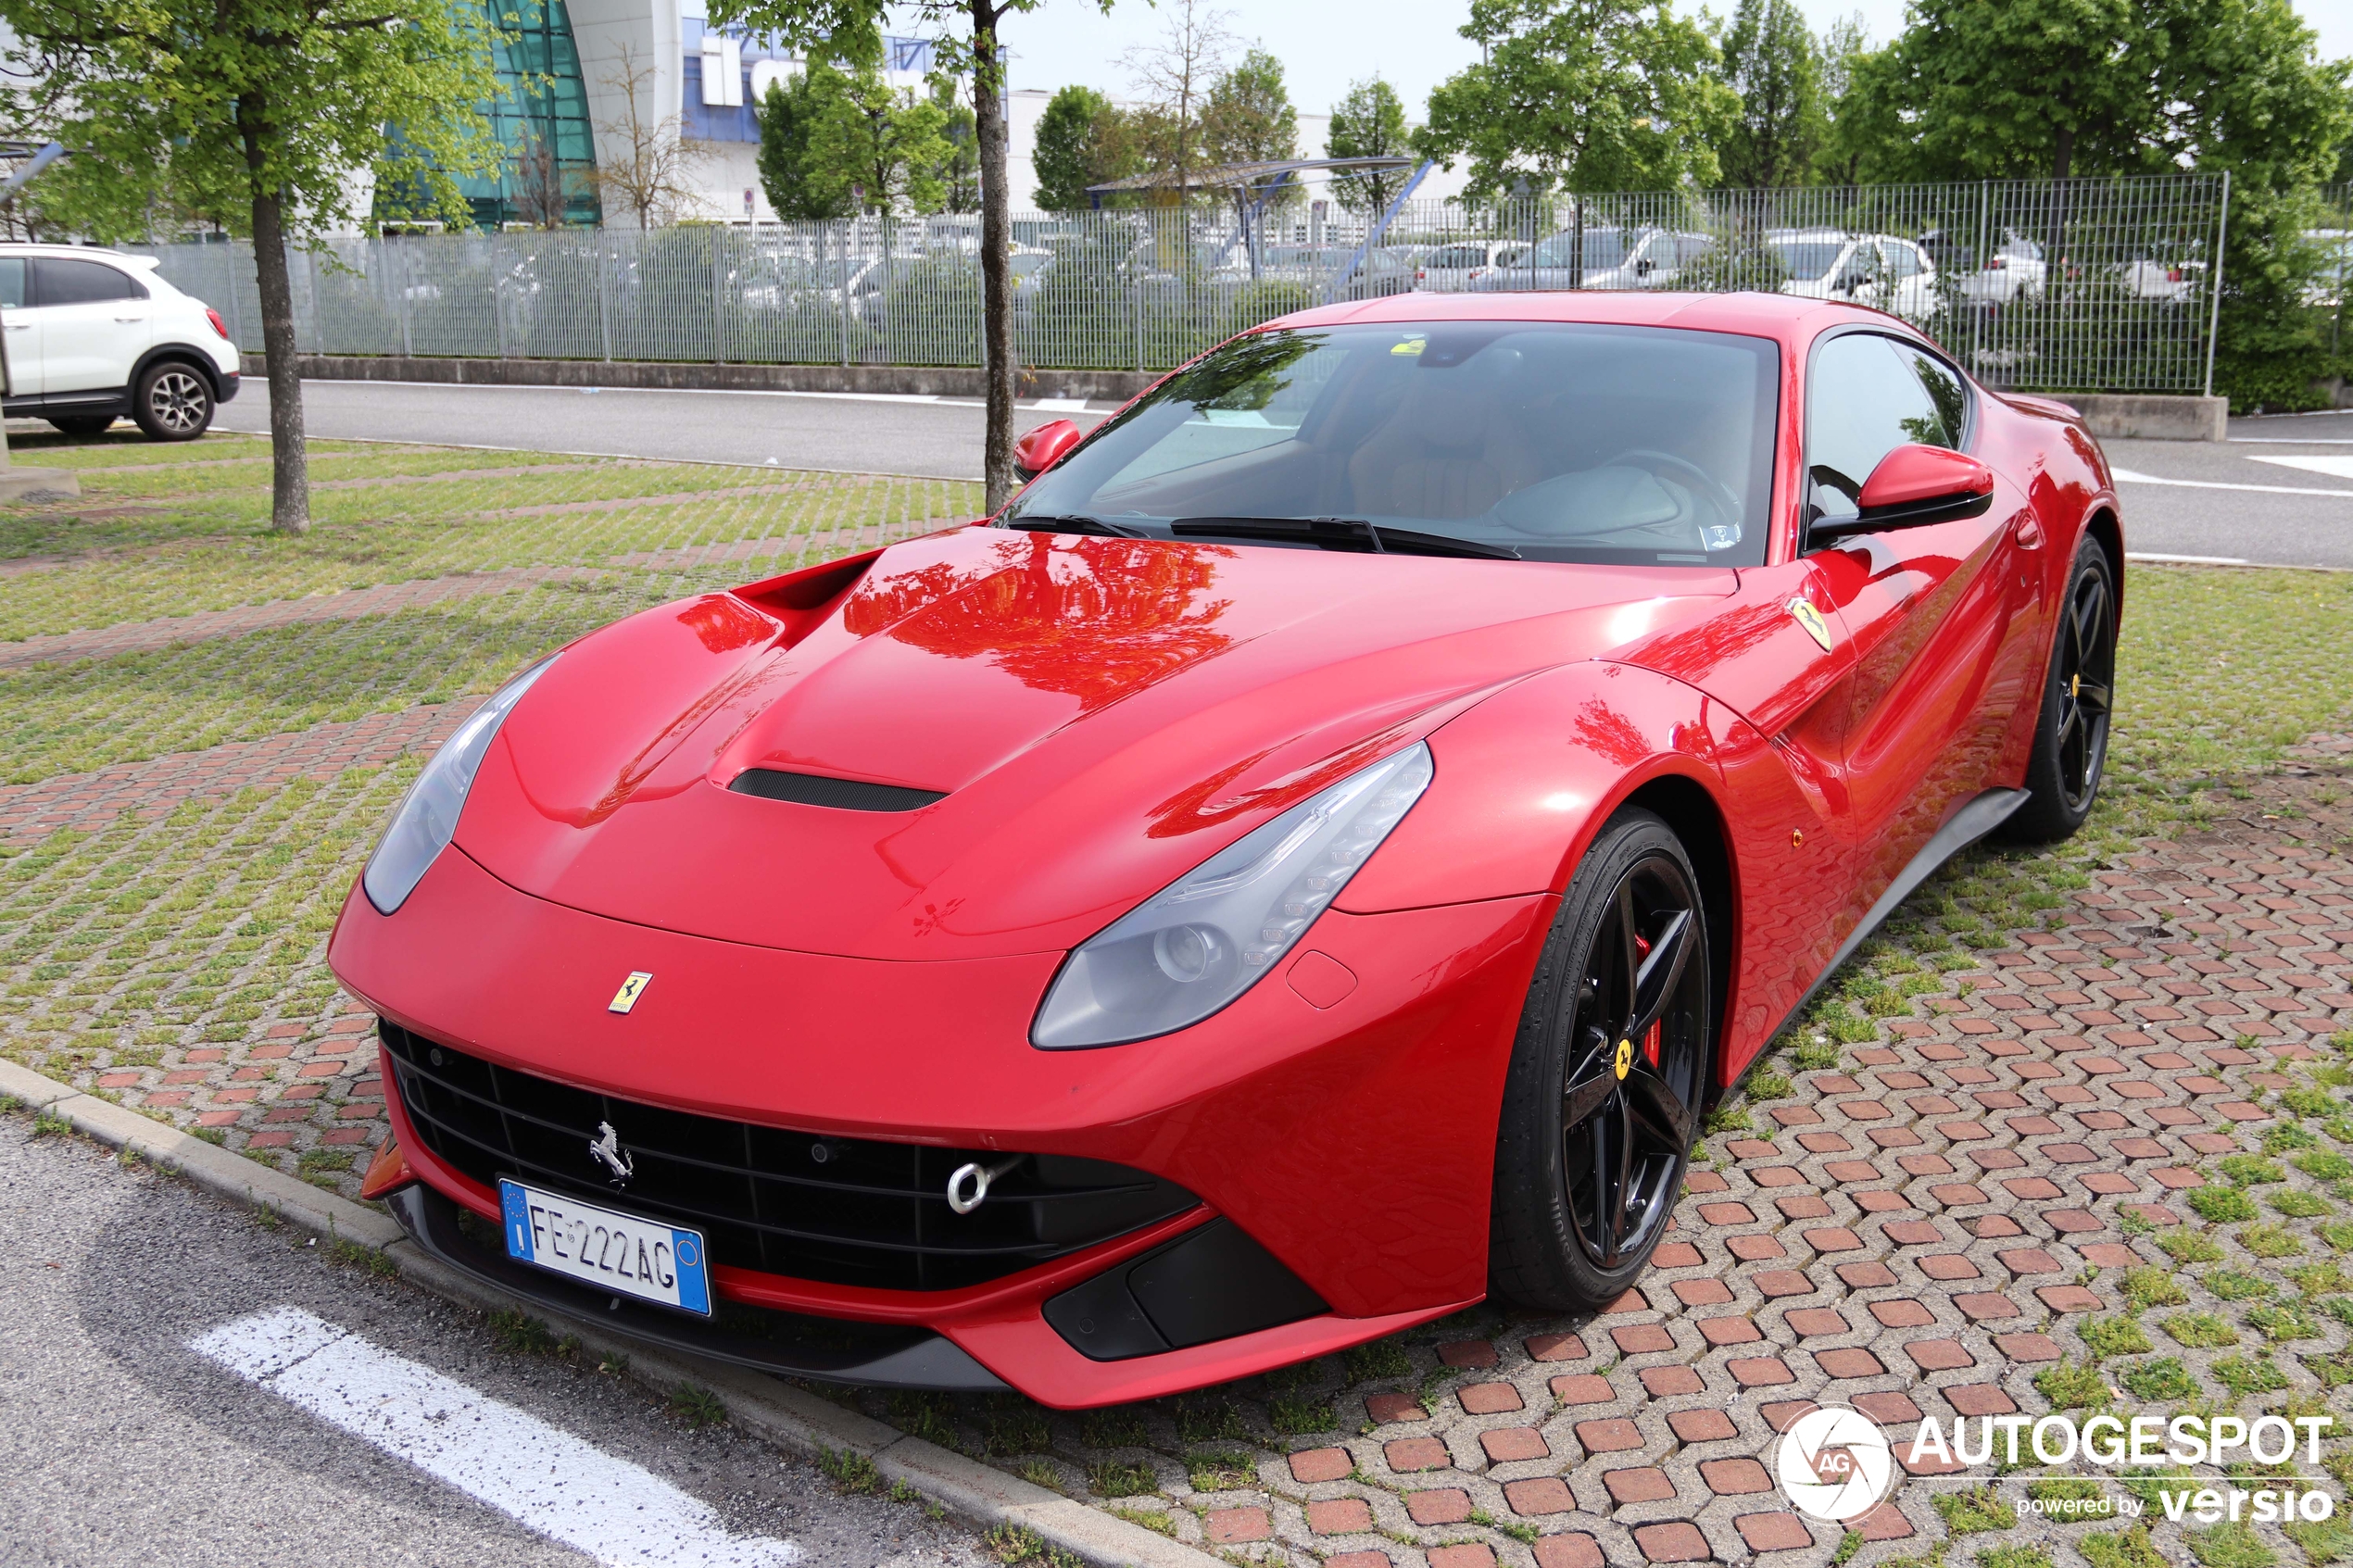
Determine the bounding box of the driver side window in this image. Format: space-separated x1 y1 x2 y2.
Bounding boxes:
1806 333 1956 522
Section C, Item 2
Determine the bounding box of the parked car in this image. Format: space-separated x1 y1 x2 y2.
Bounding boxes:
337 290 2122 1407
1256 245 1417 300
1919 228 2048 304
1414 239 1529 292
1468 226 1710 293
2117 257 2205 303
0 244 241 440
1766 229 1940 320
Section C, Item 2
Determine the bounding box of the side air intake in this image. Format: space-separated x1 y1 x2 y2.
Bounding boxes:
729 771 946 812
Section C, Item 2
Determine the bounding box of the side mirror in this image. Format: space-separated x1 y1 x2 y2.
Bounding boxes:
1634 257 1655 276
1817 444 1994 539
1013 418 1082 483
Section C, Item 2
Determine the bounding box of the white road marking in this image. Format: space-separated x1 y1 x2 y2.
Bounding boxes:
191 1306 798 1568
2248 453 2353 479
2109 466 2353 498
2129 550 2253 565
2230 437 2353 445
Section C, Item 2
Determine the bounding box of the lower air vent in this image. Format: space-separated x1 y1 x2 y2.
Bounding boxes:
380 1022 1197 1290
729 771 946 811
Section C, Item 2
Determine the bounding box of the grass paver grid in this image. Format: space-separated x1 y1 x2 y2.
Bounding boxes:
4 433 2353 1568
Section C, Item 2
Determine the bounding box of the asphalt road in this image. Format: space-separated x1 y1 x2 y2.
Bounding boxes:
0 1111 988 1568
213 379 1114 481
211 379 2353 568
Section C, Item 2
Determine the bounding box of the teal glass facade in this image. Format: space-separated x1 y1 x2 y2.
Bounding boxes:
379 0 603 229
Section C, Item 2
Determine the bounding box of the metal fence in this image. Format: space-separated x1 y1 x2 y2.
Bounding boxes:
134 174 2228 395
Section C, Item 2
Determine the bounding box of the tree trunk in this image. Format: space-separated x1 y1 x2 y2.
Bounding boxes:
971 0 1015 511
241 98 308 535
2052 127 2074 183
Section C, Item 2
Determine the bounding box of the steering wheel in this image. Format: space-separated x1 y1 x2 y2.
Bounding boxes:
1602 449 1744 537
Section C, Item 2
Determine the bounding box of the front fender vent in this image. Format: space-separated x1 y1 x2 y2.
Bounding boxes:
729 770 945 812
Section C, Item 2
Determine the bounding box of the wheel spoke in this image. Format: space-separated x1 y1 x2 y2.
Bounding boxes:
1591 1094 1623 1267
1623 1058 1693 1150
1604 1092 1634 1265
2075 680 2110 715
1562 1051 1618 1129
1613 882 1640 1030
1623 909 1692 1046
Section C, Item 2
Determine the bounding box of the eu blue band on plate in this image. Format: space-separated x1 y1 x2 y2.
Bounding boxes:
502 1180 536 1261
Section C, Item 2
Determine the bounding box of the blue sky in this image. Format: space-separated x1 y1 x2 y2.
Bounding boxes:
984 0 2350 119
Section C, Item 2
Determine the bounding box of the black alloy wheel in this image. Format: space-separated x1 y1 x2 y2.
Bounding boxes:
2051 560 2115 816
2001 536 2117 844
1491 809 1711 1310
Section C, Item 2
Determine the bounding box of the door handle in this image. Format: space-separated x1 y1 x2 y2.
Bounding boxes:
114 315 147 323
4 322 27 332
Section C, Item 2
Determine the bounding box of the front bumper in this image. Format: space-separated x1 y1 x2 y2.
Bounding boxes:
333 847 1546 1405
384 1181 1009 1388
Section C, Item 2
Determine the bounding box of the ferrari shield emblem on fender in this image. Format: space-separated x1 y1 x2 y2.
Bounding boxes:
1788 598 1834 652
608 971 652 1014
1614 1037 1633 1081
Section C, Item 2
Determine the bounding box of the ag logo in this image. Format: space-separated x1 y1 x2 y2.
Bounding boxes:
1776 1404 1895 1522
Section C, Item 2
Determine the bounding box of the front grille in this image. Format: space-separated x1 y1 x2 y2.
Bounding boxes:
381 1022 1198 1291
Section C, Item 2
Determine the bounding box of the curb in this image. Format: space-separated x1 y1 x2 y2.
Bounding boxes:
0 1056 1214 1568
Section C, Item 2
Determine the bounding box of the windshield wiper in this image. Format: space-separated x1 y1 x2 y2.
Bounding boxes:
1003 513 1147 538
1170 516 1520 560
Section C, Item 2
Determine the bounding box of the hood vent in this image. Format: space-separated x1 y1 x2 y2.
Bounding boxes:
729 770 946 812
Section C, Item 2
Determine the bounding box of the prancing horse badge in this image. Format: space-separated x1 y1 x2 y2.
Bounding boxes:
1788 598 1834 652
609 972 652 1014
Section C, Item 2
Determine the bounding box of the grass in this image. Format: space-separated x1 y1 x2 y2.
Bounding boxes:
1934 1486 2016 1534
2081 1527 2168 1568
667 1383 727 1429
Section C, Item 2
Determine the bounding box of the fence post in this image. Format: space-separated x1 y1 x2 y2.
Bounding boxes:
396 240 414 358
598 233 614 362
1133 277 1143 374
304 246 322 352
838 220 853 367
2203 169 2230 401
712 226 727 366
1972 181 1991 380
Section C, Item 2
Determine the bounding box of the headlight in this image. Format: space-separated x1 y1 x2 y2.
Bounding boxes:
361 656 557 915
1031 743 1435 1049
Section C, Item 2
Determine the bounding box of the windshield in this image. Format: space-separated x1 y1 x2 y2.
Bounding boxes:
1769 239 1847 281
1003 321 1780 567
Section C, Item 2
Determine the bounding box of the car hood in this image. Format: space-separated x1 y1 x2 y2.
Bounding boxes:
455 526 1735 960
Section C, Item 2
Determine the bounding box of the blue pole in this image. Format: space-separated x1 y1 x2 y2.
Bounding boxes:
1326 160 1433 305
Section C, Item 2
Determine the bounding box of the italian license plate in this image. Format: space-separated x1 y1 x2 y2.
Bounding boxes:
497 1178 712 1315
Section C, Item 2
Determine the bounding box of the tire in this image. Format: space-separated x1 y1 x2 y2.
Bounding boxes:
132 361 214 441
1490 808 1713 1311
47 415 117 438
1998 533 2118 844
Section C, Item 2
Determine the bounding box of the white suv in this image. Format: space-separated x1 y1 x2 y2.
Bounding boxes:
0 245 242 441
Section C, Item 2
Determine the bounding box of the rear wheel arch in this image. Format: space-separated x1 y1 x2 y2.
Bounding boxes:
2082 506 2123 613
132 345 224 398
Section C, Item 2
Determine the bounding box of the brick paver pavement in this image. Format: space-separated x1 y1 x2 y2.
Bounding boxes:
15 724 2340 1564
0 702 481 842
0 568 599 669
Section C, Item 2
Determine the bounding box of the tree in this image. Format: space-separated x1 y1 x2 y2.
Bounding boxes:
511 125 575 229
1326 76 1413 216
1122 0 1236 201
1032 84 1119 208
1202 46 1298 206
1714 0 1825 188
1416 0 1738 198
928 77 981 213
704 0 1126 512
757 66 844 220
807 58 954 212
596 44 709 229
1814 15 1894 186
0 0 495 533
1864 0 2159 182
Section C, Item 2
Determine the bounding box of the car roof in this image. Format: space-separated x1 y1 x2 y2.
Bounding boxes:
1270 288 1904 347
0 242 145 261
